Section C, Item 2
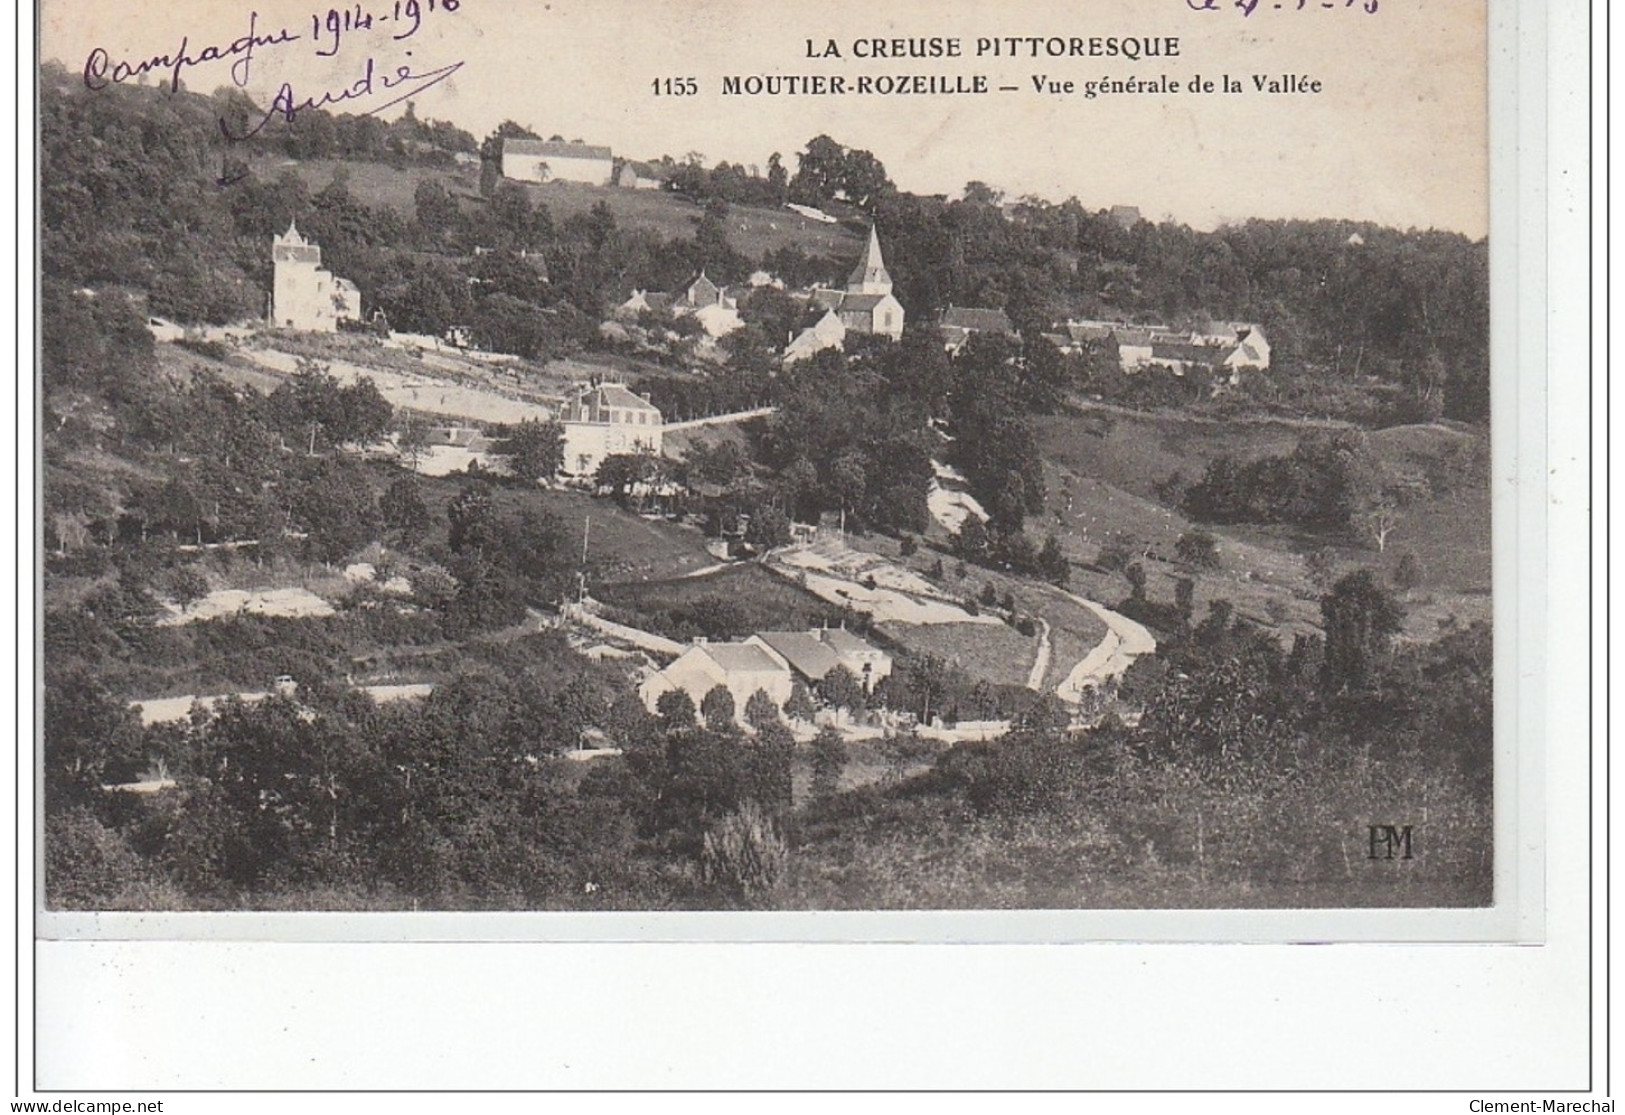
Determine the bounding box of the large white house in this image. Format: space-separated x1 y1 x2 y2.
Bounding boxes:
558 381 663 478
501 139 615 185
271 222 359 332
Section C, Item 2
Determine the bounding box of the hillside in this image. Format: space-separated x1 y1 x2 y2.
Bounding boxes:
1029 406 1491 641
269 156 865 263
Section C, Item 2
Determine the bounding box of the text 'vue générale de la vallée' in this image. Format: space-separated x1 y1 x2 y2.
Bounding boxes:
668 35 1323 98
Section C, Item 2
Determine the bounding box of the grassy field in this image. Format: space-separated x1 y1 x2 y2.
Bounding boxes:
1030 407 1492 640
594 562 846 640
271 157 864 264
410 472 718 584
831 533 1112 688
874 620 1037 688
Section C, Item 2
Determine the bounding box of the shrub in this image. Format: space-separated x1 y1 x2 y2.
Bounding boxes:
1392 551 1423 593
700 802 787 904
1175 529 1222 570
1096 532 1139 572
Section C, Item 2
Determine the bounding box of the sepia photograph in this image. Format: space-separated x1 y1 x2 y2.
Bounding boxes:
36 0 1505 923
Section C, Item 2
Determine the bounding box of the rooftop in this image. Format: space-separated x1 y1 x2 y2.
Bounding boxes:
941 306 1015 334
503 138 614 160
700 642 788 675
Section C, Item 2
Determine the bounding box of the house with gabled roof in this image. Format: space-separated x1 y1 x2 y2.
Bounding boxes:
939 306 1017 353
613 272 741 338
747 628 892 692
1197 321 1270 370
783 307 847 364
638 638 794 724
639 627 892 724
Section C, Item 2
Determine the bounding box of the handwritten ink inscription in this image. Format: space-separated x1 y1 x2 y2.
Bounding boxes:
225 56 466 141
1186 0 1379 14
80 1 465 158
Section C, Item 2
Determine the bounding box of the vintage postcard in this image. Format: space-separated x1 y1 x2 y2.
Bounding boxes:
34 0 1535 942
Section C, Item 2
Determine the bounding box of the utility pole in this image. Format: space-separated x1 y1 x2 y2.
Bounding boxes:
578 516 591 604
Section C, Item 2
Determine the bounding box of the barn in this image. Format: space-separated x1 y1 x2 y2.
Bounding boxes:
501 139 615 186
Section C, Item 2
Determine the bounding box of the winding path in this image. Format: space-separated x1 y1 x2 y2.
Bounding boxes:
1024 617 1053 691
1052 594 1157 704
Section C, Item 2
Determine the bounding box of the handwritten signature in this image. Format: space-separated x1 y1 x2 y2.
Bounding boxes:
1186 0 1378 13
220 55 466 144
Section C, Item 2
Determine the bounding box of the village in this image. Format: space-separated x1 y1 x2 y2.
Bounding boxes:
130 193 1177 761
41 70 1494 912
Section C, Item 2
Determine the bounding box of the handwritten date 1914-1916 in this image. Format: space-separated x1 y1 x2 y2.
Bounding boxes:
313 0 461 58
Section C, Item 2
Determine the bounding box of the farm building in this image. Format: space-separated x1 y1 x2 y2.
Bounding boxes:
746 628 892 692
639 639 794 725
501 139 615 185
639 627 891 723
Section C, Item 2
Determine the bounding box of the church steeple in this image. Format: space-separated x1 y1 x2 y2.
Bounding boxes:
846 225 893 295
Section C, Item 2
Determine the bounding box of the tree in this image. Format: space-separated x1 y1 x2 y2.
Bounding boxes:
396 414 433 472
289 458 382 564
701 685 738 732
816 665 864 713
1392 551 1423 595
381 475 430 542
787 134 846 206
1125 561 1147 602
1304 548 1338 592
167 564 211 610
744 504 791 552
784 680 816 723
1321 569 1405 695
335 379 393 447
499 419 565 482
809 727 847 799
765 152 788 204
446 484 498 555
656 689 697 730
955 517 990 562
1358 471 1426 553
743 688 781 731
1174 576 1196 625
413 178 460 239
1038 533 1069 586
700 802 786 904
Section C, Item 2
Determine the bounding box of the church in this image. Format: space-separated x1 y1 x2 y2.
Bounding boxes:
271 222 360 333
784 227 905 363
